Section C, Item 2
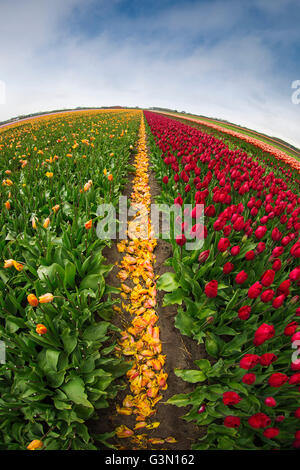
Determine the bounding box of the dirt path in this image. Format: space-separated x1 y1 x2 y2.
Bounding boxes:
89 117 206 450
146 169 205 450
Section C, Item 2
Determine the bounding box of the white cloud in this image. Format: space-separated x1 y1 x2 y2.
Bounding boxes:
0 0 299 148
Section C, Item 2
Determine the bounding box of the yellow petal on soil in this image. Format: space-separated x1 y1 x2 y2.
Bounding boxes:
116 406 132 416
121 283 132 293
148 438 165 445
146 421 160 430
134 422 147 430
165 437 177 443
115 425 134 438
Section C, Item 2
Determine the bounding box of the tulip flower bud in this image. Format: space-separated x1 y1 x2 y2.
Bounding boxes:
39 293 54 303
197 405 206 414
36 324 47 335
27 440 43 450
198 250 210 263
43 217 50 229
265 397 277 407
27 294 39 307
85 219 93 230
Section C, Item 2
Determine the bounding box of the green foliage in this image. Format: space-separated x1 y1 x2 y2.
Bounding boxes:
0 110 140 449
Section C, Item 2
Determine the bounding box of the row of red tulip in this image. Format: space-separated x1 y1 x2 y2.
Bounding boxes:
144 110 300 450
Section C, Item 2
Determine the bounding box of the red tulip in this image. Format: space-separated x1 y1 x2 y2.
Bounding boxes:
204 280 218 298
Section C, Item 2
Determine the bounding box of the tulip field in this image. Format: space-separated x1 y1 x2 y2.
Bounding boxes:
0 109 141 450
0 108 300 450
145 111 300 450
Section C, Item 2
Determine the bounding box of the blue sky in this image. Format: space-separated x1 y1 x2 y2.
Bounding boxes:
0 0 300 146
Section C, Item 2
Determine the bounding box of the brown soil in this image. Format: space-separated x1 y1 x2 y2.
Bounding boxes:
146 168 206 450
88 148 207 450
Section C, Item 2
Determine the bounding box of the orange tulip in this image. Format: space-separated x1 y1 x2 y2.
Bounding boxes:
4 200 10 210
85 219 92 230
83 180 92 192
39 293 54 303
3 259 23 271
52 204 60 213
27 440 43 450
36 324 47 335
108 174 113 181
27 294 38 307
2 179 13 186
43 217 50 228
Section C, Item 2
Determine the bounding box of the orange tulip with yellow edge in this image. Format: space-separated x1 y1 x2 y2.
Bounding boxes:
36 324 47 335
85 219 92 230
2 179 13 186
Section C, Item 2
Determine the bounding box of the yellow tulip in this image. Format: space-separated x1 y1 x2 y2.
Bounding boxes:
27 440 43 450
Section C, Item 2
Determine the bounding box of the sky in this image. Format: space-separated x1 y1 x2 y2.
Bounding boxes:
0 0 300 147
